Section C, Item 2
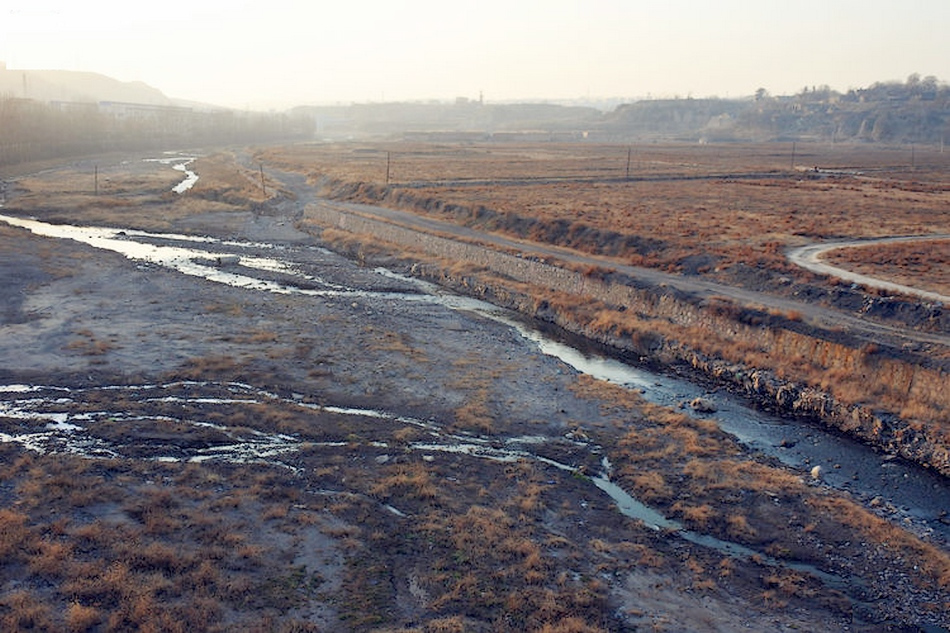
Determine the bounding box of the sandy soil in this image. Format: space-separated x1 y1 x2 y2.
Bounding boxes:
0 153 947 632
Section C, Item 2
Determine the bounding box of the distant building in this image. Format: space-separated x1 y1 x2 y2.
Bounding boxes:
98 101 193 119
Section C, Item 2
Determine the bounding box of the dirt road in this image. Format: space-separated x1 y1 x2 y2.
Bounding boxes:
788 235 950 304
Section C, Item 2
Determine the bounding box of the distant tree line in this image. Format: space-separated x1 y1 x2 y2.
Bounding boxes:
0 98 313 166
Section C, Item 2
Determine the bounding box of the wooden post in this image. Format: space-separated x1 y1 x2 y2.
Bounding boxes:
386 152 391 185
625 147 632 180
790 142 796 171
259 163 266 195
94 164 98 196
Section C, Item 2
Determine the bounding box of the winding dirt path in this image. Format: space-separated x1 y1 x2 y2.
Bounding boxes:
787 235 950 304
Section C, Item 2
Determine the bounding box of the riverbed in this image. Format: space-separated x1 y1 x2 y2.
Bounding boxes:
1 153 948 631
2 211 946 545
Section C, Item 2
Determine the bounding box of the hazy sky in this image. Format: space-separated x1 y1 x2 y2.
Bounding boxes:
2 0 948 109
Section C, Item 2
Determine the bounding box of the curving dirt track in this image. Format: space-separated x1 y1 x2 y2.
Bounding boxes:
787 234 950 305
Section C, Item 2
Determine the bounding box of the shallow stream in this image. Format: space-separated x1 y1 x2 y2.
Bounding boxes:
1 210 947 550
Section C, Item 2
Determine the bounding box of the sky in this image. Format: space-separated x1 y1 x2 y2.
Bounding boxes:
1 0 949 109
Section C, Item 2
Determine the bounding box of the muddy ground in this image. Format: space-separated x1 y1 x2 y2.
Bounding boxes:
0 153 948 632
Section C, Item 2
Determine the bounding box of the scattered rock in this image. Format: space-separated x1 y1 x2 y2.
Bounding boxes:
689 397 717 413
810 465 823 480
213 254 241 267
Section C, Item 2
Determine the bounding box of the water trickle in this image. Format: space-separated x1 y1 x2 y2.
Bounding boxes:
0 215 946 542
144 153 199 193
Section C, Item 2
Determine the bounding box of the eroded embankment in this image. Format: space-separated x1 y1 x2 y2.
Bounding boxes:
305 203 950 477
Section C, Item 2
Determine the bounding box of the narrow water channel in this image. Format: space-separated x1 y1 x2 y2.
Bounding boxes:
144 153 199 193
0 212 947 550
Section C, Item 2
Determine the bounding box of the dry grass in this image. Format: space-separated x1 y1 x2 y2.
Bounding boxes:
4 151 276 231
190 151 276 206
824 238 950 297
807 495 950 588
258 141 950 279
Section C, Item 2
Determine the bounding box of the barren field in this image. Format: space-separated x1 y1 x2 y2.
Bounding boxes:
0 149 948 632
258 141 950 295
822 237 950 298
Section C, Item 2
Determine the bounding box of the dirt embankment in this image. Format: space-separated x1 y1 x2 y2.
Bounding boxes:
304 203 950 477
314 175 950 337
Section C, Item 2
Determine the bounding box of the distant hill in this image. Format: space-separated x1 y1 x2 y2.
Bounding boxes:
601 99 749 140
3 62 947 146
294 100 603 139
0 63 175 106
296 75 950 145
594 76 950 144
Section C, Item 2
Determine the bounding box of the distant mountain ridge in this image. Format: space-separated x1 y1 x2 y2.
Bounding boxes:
0 63 175 106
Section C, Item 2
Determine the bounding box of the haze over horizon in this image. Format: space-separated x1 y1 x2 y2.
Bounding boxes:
2 0 949 110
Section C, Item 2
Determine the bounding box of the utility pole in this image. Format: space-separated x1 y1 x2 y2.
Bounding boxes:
386 152 391 185
94 165 98 196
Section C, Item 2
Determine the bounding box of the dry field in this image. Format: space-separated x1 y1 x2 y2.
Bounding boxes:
259 141 950 295
824 238 950 297
6 151 272 229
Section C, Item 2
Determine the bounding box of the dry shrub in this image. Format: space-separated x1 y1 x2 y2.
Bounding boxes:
629 471 672 503
0 590 56 631
371 462 439 501
27 539 73 578
451 388 495 433
421 616 471 632
363 325 428 361
763 569 818 600
682 458 801 495
535 617 608 633
65 601 102 632
807 496 950 588
671 501 716 528
0 508 31 558
725 513 757 539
